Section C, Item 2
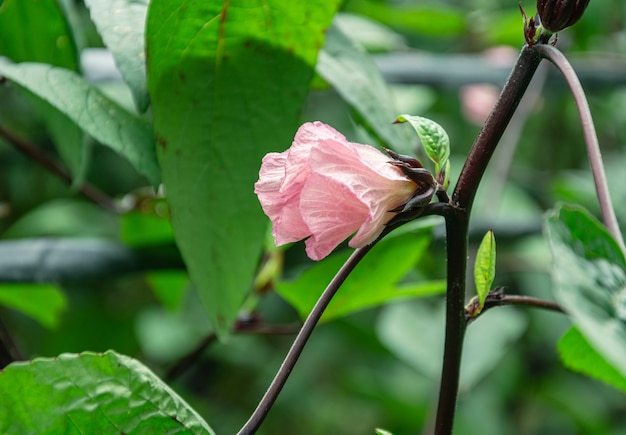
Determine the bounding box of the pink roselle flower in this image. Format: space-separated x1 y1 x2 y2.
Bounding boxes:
254 121 418 261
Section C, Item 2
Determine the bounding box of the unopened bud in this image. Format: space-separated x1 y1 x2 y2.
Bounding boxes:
537 0 590 32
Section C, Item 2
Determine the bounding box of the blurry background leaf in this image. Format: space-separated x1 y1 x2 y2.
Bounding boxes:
0 62 159 186
84 0 150 112
276 219 445 321
0 284 66 329
0 0 79 69
0 351 215 434
0 238 182 283
144 271 187 312
334 12 406 53
135 287 212 364
146 0 340 338
344 0 466 38
559 326 626 393
2 199 117 239
121 209 173 246
377 301 527 392
317 22 414 154
0 0 87 179
545 204 626 379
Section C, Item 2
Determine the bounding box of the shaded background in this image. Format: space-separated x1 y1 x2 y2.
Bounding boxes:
1 0 626 433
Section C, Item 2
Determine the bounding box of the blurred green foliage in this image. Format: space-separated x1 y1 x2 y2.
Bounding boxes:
0 0 625 433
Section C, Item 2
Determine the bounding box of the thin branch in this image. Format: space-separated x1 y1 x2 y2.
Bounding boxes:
0 125 117 212
486 294 563 313
535 44 626 254
0 316 23 369
467 289 565 324
165 321 300 382
165 333 218 382
237 245 375 435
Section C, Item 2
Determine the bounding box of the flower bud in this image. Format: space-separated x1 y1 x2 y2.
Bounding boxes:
254 122 420 260
537 0 590 32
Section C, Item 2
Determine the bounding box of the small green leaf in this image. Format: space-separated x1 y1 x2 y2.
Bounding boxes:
375 429 395 435
84 0 150 112
395 114 450 174
0 284 66 329
545 204 626 379
0 62 159 186
474 230 496 313
276 219 444 321
316 22 414 154
0 351 214 434
558 326 626 393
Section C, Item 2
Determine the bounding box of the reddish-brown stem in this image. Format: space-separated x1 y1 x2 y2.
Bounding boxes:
237 245 375 435
435 45 543 435
535 44 625 253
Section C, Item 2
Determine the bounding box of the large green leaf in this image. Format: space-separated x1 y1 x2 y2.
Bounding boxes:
317 23 414 154
84 0 150 112
0 62 159 185
146 0 339 338
558 326 626 393
276 219 445 321
0 350 214 434
545 204 626 378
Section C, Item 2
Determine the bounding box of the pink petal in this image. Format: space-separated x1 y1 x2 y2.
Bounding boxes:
300 173 368 260
282 121 348 189
255 152 310 245
309 138 416 216
306 136 417 249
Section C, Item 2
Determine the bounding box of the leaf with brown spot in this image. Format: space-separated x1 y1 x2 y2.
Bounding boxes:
147 0 341 339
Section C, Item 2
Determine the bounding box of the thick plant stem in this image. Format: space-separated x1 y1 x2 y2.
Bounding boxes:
237 245 374 435
435 46 543 434
535 44 626 253
435 210 468 435
454 46 543 209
